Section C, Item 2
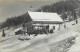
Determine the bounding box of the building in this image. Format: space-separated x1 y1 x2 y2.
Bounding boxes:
25 11 64 34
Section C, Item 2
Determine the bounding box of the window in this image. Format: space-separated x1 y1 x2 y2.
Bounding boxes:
53 26 55 30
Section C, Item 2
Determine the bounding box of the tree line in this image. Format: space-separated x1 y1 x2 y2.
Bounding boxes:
0 0 80 29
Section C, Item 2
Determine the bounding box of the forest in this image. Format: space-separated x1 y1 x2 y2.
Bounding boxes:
0 0 80 29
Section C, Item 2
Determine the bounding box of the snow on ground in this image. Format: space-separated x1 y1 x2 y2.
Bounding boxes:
0 18 80 52
67 34 80 52
67 19 80 52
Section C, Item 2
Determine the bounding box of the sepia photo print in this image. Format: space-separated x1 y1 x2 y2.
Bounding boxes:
0 0 80 52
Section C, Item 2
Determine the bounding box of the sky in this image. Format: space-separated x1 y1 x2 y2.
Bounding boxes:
0 0 62 22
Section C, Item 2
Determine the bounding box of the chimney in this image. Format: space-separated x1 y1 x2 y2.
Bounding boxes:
30 6 33 11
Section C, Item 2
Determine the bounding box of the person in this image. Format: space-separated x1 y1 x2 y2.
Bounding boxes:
2 29 6 37
64 24 66 28
50 29 53 33
76 19 78 24
46 25 49 33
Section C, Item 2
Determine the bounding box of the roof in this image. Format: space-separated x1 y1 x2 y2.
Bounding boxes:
28 11 64 24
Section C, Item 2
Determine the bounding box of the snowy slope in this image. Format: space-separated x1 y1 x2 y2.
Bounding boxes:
0 18 80 52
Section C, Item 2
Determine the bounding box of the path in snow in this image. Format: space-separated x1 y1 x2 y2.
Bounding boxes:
67 34 80 52
0 18 80 52
67 18 80 52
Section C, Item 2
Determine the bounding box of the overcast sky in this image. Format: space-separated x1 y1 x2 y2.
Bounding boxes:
0 0 62 22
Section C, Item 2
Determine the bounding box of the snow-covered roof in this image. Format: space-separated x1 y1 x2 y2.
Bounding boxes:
28 11 64 24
